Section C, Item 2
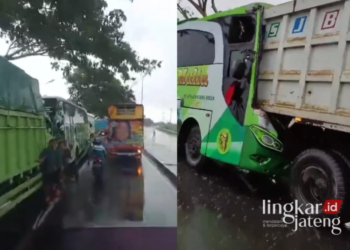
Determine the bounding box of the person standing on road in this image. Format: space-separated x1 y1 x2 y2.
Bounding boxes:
55 141 65 197
38 139 59 204
62 140 72 175
152 129 156 141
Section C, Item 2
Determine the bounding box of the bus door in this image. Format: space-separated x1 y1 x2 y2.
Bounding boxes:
208 12 260 165
219 12 260 127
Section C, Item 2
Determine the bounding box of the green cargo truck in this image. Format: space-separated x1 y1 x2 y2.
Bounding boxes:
0 57 92 241
0 57 53 237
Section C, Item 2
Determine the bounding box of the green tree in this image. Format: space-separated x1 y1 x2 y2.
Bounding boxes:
0 0 161 80
177 0 219 20
67 67 135 117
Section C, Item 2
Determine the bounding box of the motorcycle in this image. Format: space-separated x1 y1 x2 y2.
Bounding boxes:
92 158 103 183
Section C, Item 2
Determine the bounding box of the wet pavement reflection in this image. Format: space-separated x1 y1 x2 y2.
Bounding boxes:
63 156 177 228
177 161 350 250
21 156 177 250
144 127 177 175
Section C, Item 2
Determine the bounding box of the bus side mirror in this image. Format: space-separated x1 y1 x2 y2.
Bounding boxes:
232 60 247 80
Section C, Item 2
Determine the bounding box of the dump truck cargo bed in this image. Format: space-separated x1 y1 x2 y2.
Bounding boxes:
258 0 350 127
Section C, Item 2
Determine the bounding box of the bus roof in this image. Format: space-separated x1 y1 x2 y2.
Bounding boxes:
43 96 88 112
177 2 273 25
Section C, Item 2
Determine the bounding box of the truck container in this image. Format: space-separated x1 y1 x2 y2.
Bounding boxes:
105 104 144 162
259 0 350 129
94 119 108 134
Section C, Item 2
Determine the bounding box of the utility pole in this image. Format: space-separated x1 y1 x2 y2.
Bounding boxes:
169 108 173 123
141 67 151 104
141 74 145 104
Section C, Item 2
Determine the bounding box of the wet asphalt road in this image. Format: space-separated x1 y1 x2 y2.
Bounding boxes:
144 127 177 175
177 160 350 250
22 155 177 250
62 156 177 228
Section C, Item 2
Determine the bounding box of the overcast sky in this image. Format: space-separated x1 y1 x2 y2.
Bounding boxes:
0 0 177 123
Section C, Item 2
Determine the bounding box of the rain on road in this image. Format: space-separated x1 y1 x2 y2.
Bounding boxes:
22 155 177 250
177 160 350 250
144 127 177 175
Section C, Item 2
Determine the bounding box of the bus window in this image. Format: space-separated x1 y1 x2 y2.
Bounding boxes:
228 16 255 44
178 30 215 67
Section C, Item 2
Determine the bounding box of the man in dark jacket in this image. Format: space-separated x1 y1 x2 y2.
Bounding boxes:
61 140 74 181
39 139 58 204
55 141 66 195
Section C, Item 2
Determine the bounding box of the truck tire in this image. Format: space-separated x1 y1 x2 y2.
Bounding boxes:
185 126 206 170
290 148 347 216
330 150 350 217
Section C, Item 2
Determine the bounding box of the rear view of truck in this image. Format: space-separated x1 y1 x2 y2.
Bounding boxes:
95 118 108 136
105 104 144 161
259 0 350 122
257 0 350 215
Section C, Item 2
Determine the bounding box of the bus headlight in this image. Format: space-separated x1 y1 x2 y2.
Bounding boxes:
137 149 142 154
250 125 283 152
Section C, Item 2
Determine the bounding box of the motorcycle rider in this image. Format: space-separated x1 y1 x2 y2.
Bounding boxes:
91 140 107 183
91 139 107 165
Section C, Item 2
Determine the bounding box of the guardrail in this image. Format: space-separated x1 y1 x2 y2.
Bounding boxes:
156 127 177 135
143 149 177 188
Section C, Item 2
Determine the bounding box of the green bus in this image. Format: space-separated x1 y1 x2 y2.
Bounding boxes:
42 96 91 162
177 3 283 172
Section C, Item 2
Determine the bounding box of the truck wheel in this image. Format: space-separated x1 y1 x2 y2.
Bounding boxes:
330 150 350 215
185 126 205 169
290 148 347 215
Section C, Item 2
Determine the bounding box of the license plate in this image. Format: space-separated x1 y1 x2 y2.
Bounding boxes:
93 164 102 168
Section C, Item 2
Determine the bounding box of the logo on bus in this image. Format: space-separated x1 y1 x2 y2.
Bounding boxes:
178 68 209 87
217 129 231 154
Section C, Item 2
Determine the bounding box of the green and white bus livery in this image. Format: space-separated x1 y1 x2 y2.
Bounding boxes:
178 3 284 172
43 96 91 162
178 0 350 215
